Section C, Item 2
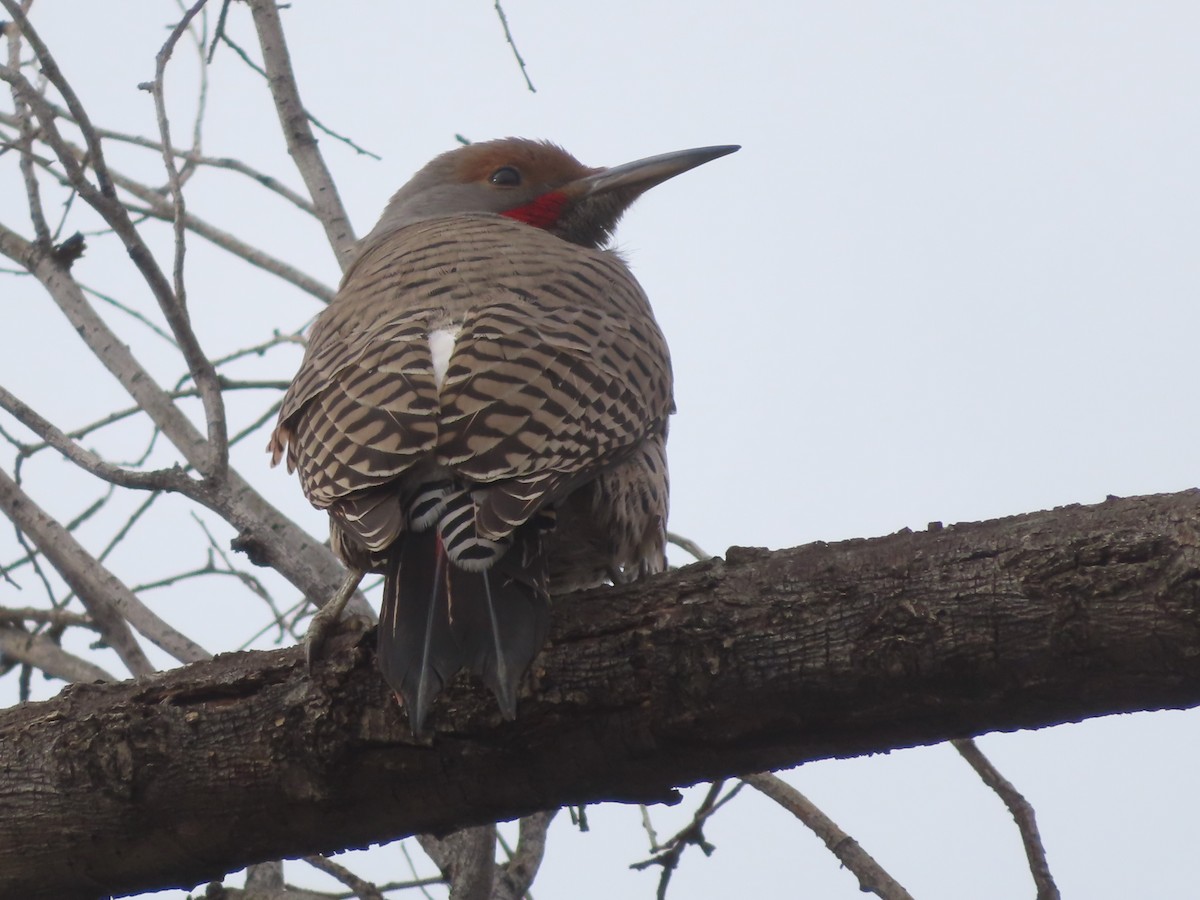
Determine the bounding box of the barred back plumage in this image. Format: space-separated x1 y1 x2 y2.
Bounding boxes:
270 139 738 735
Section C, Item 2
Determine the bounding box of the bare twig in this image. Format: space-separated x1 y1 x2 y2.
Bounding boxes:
149 0 229 477
398 839 441 900
82 281 179 347
631 781 744 900
176 0 210 185
492 1 536 93
214 28 381 163
953 738 1061 900
638 804 660 852
4 380 284 474
206 0 234 63
120 189 335 303
742 772 915 900
0 111 335 299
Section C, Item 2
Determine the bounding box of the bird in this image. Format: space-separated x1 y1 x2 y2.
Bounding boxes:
269 138 738 736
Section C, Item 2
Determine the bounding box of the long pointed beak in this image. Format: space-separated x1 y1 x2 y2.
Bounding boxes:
566 144 740 198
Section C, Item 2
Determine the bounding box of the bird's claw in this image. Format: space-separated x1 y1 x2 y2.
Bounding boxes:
304 602 341 668
303 568 365 670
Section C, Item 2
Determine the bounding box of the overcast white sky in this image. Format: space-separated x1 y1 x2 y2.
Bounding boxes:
2 2 1199 898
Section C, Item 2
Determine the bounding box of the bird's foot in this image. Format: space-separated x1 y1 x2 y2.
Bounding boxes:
305 568 364 668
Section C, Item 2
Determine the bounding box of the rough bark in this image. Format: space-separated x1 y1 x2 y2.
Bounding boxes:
3 490 1199 900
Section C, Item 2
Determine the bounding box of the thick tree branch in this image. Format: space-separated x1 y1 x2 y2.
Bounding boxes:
3 490 1200 899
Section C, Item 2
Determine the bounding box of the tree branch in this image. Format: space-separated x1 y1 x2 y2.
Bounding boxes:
952 738 1060 900
148 0 230 476
0 225 367 618
0 467 209 669
742 773 913 900
3 490 1200 899
0 624 115 683
0 383 201 494
0 6 227 476
246 0 356 267
0 120 338 302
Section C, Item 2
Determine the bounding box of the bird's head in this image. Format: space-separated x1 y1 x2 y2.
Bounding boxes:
368 138 739 249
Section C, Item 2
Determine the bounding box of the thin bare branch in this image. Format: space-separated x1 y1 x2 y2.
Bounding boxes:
742 773 915 900
0 467 211 668
398 839 441 900
638 804 660 851
492 1 536 93
0 114 337 302
0 12 226 477
207 0 234 63
4 7 51 245
149 0 228 476
0 383 201 494
630 781 744 900
214 28 381 163
246 0 357 267
301 854 385 900
0 104 321 216
177 0 210 183
0 624 115 683
0 467 154 675
953 738 1061 900
122 192 337 303
82 281 180 346
7 379 287 461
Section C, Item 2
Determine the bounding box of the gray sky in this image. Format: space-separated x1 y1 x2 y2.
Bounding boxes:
2 2 1198 897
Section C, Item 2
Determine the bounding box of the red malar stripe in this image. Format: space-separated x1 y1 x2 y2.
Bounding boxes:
501 191 569 229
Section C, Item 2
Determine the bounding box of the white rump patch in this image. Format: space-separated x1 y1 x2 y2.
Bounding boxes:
428 326 461 391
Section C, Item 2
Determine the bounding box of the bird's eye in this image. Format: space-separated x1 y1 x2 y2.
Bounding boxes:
489 166 522 187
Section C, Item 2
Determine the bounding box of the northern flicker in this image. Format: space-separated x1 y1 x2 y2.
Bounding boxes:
269 138 738 735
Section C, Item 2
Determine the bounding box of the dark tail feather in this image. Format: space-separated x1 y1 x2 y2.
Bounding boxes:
446 548 550 720
378 527 551 734
378 529 462 737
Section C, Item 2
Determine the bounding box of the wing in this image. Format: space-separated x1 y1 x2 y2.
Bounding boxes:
269 233 446 552
433 221 674 539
